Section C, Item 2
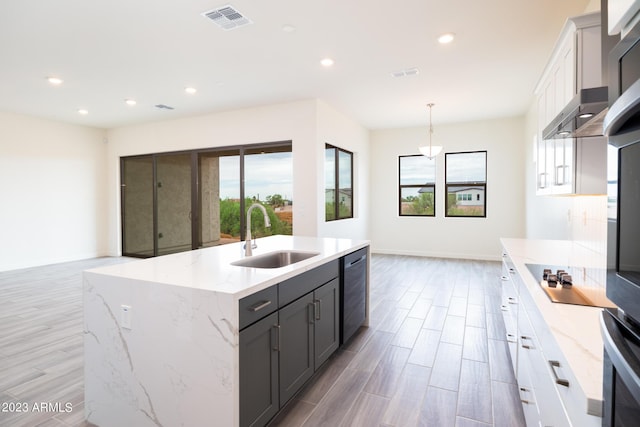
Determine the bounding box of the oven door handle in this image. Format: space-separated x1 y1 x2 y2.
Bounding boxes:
604 78 640 137
601 311 640 398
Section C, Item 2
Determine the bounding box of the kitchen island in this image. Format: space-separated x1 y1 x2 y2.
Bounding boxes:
83 235 369 427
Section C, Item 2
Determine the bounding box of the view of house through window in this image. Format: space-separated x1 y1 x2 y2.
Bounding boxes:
325 144 354 221
399 154 436 216
445 151 487 217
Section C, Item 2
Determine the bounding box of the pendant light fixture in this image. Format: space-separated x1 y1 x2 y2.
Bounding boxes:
419 103 443 158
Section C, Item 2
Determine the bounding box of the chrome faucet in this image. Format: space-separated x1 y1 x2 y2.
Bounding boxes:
245 203 271 256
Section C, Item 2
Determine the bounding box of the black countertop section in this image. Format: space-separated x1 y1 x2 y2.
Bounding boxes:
525 263 615 308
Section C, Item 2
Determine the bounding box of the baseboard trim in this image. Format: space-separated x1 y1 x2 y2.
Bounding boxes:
369 248 501 262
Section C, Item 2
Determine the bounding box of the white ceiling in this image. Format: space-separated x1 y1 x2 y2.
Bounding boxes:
0 0 592 130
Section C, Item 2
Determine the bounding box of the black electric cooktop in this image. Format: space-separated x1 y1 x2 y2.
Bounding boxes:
525 263 615 308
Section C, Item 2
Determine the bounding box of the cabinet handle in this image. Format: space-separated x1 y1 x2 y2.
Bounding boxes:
539 172 547 189
248 300 271 312
314 299 321 320
555 165 569 186
519 387 533 404
549 360 570 387
308 303 315 324
521 335 533 349
272 324 280 352
500 304 509 312
506 333 517 343
508 297 517 304
348 255 366 267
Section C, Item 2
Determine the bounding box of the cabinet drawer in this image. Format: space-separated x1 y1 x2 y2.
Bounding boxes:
523 291 602 422
517 358 540 427
239 285 278 330
279 259 339 307
521 332 568 426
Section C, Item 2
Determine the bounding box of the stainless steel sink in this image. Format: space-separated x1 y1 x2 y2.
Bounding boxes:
231 250 320 269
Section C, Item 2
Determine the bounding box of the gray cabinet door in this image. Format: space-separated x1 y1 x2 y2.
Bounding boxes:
239 312 279 427
314 278 340 367
279 292 314 404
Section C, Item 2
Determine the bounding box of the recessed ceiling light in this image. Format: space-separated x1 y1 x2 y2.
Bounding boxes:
47 77 63 85
320 58 334 67
77 109 88 115
437 33 455 44
579 113 594 119
185 87 197 94
125 99 137 106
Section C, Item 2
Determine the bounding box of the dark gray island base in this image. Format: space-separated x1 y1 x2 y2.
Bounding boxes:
240 247 369 427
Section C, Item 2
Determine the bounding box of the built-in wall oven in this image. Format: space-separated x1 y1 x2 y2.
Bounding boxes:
602 15 640 427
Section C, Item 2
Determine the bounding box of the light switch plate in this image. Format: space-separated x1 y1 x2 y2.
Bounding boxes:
120 305 132 330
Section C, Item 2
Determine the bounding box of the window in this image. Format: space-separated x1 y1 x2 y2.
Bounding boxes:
399 155 436 216
445 151 487 217
325 144 353 221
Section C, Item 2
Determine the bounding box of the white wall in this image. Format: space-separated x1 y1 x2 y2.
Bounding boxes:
0 111 108 271
369 116 526 261
316 100 370 240
106 99 370 255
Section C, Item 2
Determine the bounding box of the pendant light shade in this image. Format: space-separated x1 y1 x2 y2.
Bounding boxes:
418 103 443 158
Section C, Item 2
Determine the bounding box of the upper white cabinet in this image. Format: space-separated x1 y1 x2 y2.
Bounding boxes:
608 0 640 35
534 12 607 196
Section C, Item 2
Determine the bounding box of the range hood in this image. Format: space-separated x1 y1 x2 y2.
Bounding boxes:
542 86 609 139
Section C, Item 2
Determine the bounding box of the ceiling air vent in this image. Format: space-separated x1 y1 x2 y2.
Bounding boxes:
154 104 174 110
391 67 420 78
201 5 252 30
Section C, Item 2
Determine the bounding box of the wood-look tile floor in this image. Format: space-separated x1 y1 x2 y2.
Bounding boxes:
0 257 131 427
270 255 526 427
0 254 525 427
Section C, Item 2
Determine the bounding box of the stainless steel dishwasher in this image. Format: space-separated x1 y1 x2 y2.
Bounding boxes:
340 246 368 344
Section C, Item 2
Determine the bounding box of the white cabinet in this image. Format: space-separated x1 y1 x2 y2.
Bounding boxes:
501 251 518 372
501 245 602 427
608 0 640 35
517 300 569 426
535 12 607 196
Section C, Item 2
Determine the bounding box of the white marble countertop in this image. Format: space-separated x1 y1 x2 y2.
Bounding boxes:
86 235 369 300
500 237 608 411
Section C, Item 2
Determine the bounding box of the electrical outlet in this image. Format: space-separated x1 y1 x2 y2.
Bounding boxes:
121 305 132 330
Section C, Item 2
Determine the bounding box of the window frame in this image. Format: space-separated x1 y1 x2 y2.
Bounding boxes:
444 150 487 218
325 144 354 221
398 154 436 217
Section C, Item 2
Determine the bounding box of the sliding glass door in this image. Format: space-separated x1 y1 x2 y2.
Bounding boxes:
121 142 292 258
120 143 293 257
156 153 193 255
121 156 154 257
198 149 240 247
244 146 293 238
